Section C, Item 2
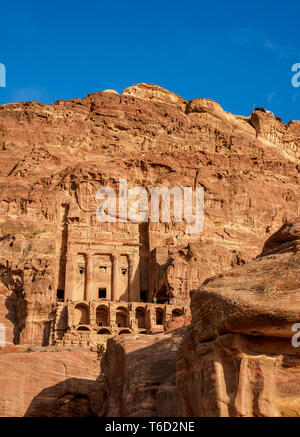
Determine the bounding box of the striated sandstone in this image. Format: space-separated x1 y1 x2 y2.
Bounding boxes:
177 217 300 417
164 315 192 332
0 83 299 348
101 329 186 417
0 83 299 417
0 347 102 417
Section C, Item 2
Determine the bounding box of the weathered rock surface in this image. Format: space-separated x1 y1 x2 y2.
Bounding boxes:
102 329 186 417
0 83 299 346
0 83 299 417
0 348 102 416
177 217 300 417
164 315 192 332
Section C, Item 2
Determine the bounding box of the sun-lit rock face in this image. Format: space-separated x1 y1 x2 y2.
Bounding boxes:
0 347 102 417
192 216 300 341
250 109 300 161
0 82 299 417
122 82 187 109
185 98 226 118
0 82 299 349
101 89 119 94
177 217 300 417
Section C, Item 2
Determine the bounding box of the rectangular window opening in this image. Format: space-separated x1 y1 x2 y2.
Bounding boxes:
98 288 107 299
57 289 64 300
140 290 147 302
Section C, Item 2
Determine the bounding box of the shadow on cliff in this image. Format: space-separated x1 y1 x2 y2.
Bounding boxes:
24 327 186 417
24 377 106 417
102 326 189 417
1 269 28 344
57 203 69 293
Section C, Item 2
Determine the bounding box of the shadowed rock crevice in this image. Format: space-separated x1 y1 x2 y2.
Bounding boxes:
24 378 105 417
101 327 187 417
0 268 27 344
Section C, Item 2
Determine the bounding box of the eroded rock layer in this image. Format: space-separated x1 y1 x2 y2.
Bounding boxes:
177 217 300 417
102 328 186 417
0 83 299 348
0 347 102 417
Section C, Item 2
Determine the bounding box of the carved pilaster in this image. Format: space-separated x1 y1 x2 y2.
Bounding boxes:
65 252 76 301
111 254 119 301
128 253 140 302
85 252 94 301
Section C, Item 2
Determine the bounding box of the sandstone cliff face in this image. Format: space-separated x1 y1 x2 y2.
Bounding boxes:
0 347 102 417
177 217 300 417
0 81 299 417
0 83 299 346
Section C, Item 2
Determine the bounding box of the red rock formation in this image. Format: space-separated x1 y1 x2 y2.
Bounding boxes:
101 329 186 417
0 347 102 417
164 315 192 332
177 217 300 417
0 83 299 347
0 83 299 417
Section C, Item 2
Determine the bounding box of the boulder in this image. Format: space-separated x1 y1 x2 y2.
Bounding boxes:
177 218 300 417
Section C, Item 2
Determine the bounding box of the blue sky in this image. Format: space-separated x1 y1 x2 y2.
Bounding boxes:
0 0 299 122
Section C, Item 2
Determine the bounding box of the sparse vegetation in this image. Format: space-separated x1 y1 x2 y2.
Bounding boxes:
22 228 48 239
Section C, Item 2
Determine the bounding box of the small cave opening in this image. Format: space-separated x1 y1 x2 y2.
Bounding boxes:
56 289 64 301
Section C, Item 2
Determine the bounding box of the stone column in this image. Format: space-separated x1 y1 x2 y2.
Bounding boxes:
68 303 74 328
65 252 76 301
109 302 116 329
146 306 155 330
128 253 140 302
128 303 135 330
111 254 119 302
85 252 94 301
89 300 96 326
165 305 173 323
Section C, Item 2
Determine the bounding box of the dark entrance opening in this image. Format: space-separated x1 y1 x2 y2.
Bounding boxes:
140 290 147 302
56 289 64 300
98 328 111 335
156 286 169 304
98 288 107 299
156 308 164 325
172 309 183 318
136 307 146 328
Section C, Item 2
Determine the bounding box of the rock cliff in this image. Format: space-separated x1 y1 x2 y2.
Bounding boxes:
0 83 299 417
102 329 186 417
0 83 299 346
177 217 300 417
0 347 102 416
